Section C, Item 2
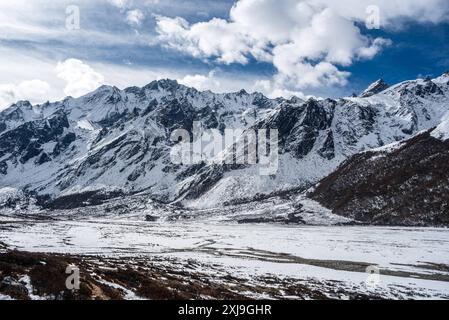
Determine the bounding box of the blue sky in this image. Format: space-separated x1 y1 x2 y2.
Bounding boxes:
347 22 449 94
1 0 449 109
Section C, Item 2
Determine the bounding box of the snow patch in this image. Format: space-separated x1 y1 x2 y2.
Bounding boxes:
19 275 46 300
431 114 449 141
433 72 449 84
77 119 95 131
97 279 146 300
0 293 14 300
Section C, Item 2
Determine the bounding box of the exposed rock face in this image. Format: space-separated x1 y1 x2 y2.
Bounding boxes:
310 130 449 226
257 99 335 159
0 111 71 165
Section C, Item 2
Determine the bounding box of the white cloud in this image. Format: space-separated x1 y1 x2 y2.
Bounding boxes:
0 79 51 110
156 0 448 93
108 0 131 9
56 59 105 97
126 9 145 26
253 80 309 100
0 1 155 50
178 71 221 91
1 0 447 102
16 80 51 100
357 38 393 59
311 0 449 26
177 69 281 95
157 16 252 64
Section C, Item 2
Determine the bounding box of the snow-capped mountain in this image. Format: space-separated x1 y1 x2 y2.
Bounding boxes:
182 72 449 208
0 80 278 203
1 72 449 212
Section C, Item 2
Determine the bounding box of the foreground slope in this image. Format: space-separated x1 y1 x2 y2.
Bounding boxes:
310 121 449 226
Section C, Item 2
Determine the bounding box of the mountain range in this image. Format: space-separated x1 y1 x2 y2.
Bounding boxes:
1 72 449 226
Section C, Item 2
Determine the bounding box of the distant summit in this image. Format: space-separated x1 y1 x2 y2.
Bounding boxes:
360 79 389 98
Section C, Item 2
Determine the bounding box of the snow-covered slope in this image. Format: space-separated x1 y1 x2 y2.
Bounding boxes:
1 73 449 211
0 80 279 204
184 72 449 207
431 111 449 141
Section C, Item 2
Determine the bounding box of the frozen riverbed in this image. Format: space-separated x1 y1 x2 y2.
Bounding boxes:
1 218 449 299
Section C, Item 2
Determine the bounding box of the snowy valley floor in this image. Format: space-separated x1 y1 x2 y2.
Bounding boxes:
1 217 449 300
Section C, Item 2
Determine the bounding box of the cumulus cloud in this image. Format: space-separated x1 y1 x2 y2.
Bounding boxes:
108 0 131 9
156 16 266 64
56 59 105 97
0 79 51 110
177 69 273 95
178 71 222 92
357 38 393 59
311 0 449 26
126 9 145 26
252 79 309 100
156 0 448 95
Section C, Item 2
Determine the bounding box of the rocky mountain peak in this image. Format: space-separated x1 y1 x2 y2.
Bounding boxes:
82 84 122 102
10 100 33 111
360 79 389 98
287 96 305 105
141 79 181 93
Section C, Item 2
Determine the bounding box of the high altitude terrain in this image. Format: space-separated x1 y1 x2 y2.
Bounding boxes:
1 72 449 225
